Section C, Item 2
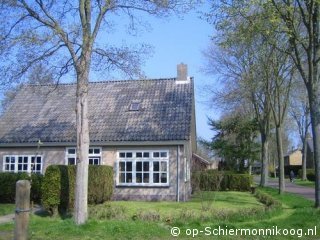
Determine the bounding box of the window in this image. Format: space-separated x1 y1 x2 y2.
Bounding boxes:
117 150 169 186
66 147 101 165
129 102 140 111
3 155 43 174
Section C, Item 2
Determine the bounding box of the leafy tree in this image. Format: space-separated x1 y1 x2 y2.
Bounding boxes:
206 114 260 173
0 0 197 224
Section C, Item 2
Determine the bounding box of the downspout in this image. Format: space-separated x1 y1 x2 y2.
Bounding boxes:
177 145 180 202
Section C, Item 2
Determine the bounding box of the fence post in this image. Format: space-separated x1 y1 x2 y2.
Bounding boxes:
14 180 31 240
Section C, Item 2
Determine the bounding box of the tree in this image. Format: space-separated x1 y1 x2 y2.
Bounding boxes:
1 63 55 111
205 113 260 172
0 0 196 224
268 0 320 207
289 81 311 181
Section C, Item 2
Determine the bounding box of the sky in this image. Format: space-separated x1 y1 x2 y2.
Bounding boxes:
96 3 218 141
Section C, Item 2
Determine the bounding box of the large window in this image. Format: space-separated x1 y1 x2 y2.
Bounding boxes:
117 150 169 186
3 155 42 174
66 147 101 165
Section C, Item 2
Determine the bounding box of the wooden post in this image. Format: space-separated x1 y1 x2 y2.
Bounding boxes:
14 180 31 240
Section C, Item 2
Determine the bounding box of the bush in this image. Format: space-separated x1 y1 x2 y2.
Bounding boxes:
0 172 43 204
306 169 315 182
42 165 113 215
192 170 252 192
254 190 281 208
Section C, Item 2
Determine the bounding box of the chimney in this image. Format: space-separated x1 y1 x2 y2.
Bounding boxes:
177 63 188 81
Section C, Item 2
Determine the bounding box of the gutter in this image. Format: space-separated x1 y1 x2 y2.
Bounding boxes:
177 145 180 202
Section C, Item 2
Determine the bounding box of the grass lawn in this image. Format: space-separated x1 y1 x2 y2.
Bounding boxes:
0 204 14 216
0 190 319 239
293 179 315 188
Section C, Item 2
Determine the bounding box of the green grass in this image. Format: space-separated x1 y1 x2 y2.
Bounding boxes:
0 204 14 216
0 190 319 239
293 179 315 188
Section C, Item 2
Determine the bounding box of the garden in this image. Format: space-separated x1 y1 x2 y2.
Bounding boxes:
0 167 319 239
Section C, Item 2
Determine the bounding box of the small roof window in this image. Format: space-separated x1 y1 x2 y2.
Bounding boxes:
129 102 140 111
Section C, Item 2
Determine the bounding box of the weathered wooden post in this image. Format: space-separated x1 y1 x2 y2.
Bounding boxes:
14 180 31 240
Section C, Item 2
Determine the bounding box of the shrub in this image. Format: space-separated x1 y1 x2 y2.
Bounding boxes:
306 169 315 181
0 172 43 204
193 170 252 192
89 203 126 220
42 165 113 215
254 190 281 208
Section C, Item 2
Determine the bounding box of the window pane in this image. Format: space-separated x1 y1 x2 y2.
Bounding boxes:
161 162 167 171
24 157 29 163
136 162 142 171
89 148 93 154
160 152 167 158
153 152 160 158
126 152 133 158
143 173 149 183
136 152 142 158
153 161 159 171
119 152 125 158
153 173 159 183
161 173 167 183
126 173 132 183
143 162 149 171
143 152 150 158
94 148 100 154
126 162 132 171
68 148 76 154
119 162 125 171
119 173 125 183
18 157 23 163
68 158 76 165
10 165 14 171
18 164 22 171
5 157 10 163
136 173 142 183
36 165 41 171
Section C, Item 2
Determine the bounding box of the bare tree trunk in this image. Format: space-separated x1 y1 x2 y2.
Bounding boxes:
260 132 269 186
302 135 308 181
74 62 90 224
276 125 285 194
309 88 320 207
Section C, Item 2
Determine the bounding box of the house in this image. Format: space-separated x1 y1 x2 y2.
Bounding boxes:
0 63 196 202
284 149 302 166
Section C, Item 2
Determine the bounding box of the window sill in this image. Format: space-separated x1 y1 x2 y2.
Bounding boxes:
116 184 170 188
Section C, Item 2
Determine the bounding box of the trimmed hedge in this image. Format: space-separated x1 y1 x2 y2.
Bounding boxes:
42 165 113 215
254 190 281 208
192 170 252 192
0 172 43 203
297 169 315 181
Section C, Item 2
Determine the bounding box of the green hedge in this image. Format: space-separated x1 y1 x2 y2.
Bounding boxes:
0 173 43 203
192 170 252 192
42 165 113 215
298 169 315 181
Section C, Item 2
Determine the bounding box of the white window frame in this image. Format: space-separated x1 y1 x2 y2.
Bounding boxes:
3 155 43 174
65 147 102 165
116 150 169 187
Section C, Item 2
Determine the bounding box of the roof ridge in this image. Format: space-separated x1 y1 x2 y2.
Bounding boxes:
24 77 179 87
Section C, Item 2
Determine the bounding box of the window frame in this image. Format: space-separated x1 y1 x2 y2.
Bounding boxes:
116 150 169 187
3 155 43 174
65 147 102 165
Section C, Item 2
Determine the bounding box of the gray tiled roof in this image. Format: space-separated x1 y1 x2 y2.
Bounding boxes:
0 78 194 144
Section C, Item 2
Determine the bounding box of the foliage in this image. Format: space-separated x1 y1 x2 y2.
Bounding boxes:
0 172 43 204
42 165 113 216
192 170 253 192
204 114 260 171
297 169 315 182
254 189 281 208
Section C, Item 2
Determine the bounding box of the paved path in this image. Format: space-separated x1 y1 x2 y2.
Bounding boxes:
0 205 43 225
254 176 315 201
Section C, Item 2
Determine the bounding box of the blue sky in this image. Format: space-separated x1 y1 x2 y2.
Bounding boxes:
97 3 218 141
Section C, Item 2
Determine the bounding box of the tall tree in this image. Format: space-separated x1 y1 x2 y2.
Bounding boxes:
0 0 196 224
268 0 320 207
289 81 311 181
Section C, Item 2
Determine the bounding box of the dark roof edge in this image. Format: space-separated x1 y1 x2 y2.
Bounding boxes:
24 77 195 87
0 140 189 148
